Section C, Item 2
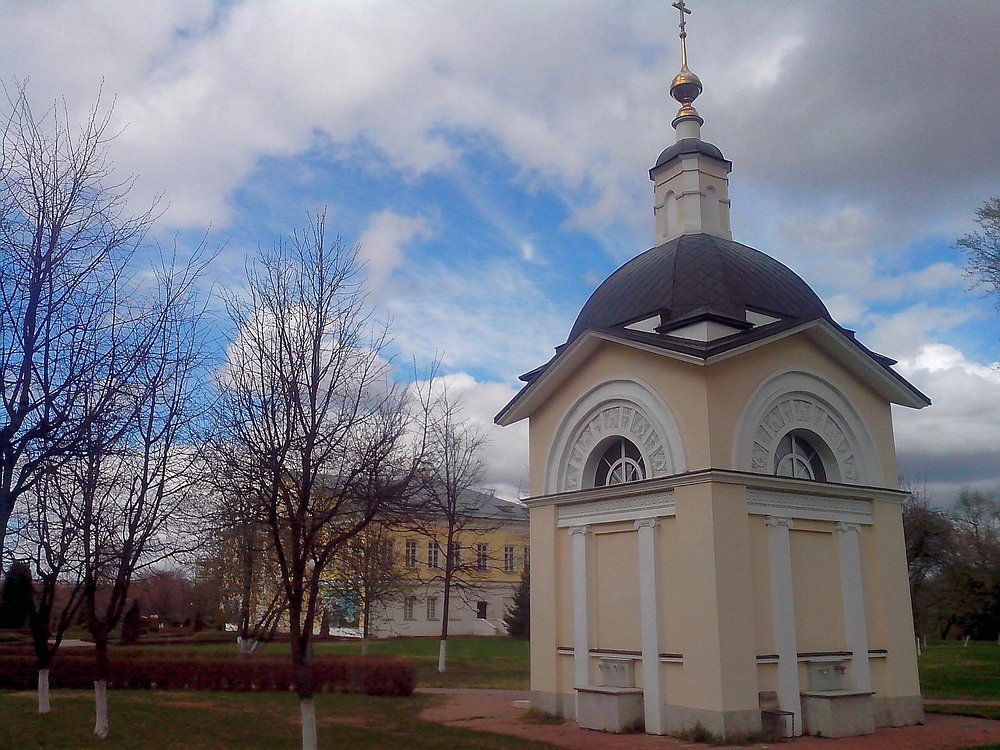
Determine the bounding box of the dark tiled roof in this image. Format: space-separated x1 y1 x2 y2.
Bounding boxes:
455 488 528 522
567 234 830 345
652 138 730 172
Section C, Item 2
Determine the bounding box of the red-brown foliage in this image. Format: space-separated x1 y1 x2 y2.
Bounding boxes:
0 652 414 696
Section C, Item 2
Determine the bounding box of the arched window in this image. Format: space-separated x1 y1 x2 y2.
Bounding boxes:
774 430 828 482
595 438 646 487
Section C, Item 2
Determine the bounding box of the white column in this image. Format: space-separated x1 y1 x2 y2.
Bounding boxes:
570 525 591 692
766 516 801 736
837 522 872 691
635 518 664 734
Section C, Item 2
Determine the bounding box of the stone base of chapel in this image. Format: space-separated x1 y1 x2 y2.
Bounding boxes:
659 704 763 738
533 690 924 739
873 695 924 727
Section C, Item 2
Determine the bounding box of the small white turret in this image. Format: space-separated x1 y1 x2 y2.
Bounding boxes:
650 0 732 243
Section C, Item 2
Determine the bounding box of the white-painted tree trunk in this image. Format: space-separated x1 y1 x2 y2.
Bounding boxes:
93 679 109 738
438 639 447 674
38 669 50 714
300 697 317 750
361 637 369 656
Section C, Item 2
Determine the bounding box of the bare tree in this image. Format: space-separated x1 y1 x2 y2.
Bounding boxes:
18 459 86 714
196 477 287 655
418 392 489 674
0 83 157 564
210 214 429 750
958 197 1000 307
330 520 408 654
73 252 210 739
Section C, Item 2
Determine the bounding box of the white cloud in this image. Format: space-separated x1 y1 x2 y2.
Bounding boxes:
893 343 1000 493
863 304 978 360
382 257 573 377
422 373 528 499
358 210 434 291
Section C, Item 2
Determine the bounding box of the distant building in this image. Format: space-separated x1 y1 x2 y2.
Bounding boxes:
366 489 529 638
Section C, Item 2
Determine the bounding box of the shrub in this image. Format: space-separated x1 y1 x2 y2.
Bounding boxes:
121 601 142 644
0 563 32 629
0 652 415 696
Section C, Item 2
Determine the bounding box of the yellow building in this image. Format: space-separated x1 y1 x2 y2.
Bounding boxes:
495 10 926 741
366 489 529 638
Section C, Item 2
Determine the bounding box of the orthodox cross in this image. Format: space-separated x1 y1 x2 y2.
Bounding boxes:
671 0 692 67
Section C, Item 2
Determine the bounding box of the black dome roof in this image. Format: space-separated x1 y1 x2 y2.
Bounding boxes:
652 138 729 171
567 233 829 344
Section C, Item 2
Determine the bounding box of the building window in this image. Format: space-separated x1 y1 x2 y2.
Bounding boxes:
504 545 516 572
523 545 530 569
405 540 418 568
476 543 489 570
774 431 828 482
428 541 440 569
426 596 439 621
450 541 461 568
595 438 645 486
403 597 416 621
477 601 488 619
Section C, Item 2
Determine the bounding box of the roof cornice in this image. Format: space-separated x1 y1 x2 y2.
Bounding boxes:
495 318 929 426
522 467 909 509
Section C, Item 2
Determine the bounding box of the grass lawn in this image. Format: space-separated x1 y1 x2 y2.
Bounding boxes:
919 639 1000 701
120 636 531 690
0 689 556 750
926 704 1000 721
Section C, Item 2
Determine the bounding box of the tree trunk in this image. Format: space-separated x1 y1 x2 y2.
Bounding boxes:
292 629 317 750
93 636 110 738
38 669 50 714
300 697 317 750
439 561 452 674
93 680 109 739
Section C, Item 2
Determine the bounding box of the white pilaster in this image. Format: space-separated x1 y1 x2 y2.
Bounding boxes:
570 525 591 692
635 518 664 734
766 516 801 736
837 522 872 691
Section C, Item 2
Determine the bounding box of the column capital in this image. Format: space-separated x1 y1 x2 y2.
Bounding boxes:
836 521 861 534
569 525 590 536
766 516 793 529
634 518 658 531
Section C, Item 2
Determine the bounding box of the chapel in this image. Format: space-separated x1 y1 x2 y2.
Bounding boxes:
495 3 928 739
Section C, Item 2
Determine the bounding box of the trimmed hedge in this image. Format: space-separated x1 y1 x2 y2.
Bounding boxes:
0 653 415 696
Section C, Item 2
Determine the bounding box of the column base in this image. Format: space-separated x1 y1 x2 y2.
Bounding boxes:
576 686 644 733
801 690 875 738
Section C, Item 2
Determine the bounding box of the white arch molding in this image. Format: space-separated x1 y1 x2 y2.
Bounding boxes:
545 379 686 494
733 370 884 486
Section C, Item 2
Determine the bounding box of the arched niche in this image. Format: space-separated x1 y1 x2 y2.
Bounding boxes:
545 379 686 494
732 370 883 486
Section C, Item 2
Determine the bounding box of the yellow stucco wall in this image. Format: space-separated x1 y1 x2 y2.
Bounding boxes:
522 329 921 718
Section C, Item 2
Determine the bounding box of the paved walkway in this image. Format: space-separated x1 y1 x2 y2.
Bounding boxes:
416 689 1000 750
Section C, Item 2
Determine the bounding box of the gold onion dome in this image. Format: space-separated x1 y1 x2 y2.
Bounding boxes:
670 63 703 127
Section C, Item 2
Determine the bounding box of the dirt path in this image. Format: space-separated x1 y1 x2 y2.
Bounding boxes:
417 689 1000 750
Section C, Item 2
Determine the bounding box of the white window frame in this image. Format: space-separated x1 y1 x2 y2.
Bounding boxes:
404 540 418 568
504 545 517 573
426 596 439 621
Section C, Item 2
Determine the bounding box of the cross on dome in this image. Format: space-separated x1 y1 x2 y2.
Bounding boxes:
668 0 703 128
672 0 691 66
